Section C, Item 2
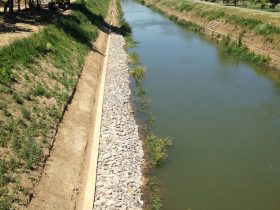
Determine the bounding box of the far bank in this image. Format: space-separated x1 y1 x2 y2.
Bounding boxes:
141 0 280 71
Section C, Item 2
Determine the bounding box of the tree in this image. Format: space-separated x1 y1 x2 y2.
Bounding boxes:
4 0 14 16
268 0 279 8
260 0 266 9
18 0 21 11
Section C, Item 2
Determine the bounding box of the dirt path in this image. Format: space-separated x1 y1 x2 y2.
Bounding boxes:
26 2 115 209
194 0 280 16
0 20 43 47
0 5 45 48
27 32 107 210
0 7 73 48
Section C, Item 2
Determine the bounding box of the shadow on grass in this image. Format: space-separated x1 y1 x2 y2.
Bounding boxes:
0 7 63 24
70 3 131 36
0 7 64 34
0 23 34 33
0 2 131 56
55 3 131 53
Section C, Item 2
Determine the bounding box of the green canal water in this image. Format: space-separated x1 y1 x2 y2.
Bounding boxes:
122 1 280 209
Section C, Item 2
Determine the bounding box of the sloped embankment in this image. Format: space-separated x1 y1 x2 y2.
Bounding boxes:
0 0 109 209
143 0 280 70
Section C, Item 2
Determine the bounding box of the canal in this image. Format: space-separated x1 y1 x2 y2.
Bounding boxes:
121 1 280 209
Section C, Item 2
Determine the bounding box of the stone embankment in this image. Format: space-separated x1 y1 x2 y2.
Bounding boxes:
93 33 144 209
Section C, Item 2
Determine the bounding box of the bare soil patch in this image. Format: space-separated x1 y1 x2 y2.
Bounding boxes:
0 8 70 48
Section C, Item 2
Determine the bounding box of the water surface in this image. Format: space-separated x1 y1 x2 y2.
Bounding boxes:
122 1 280 209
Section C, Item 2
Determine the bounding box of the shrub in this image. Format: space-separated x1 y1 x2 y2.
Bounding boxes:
146 133 172 167
129 66 146 84
120 21 132 36
176 1 194 12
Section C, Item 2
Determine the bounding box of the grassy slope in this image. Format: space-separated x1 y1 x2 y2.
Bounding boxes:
0 0 109 209
144 0 280 69
153 0 280 28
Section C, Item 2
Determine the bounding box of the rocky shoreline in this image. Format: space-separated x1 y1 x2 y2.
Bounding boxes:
93 33 144 209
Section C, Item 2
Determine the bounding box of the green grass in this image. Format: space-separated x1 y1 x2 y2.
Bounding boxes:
117 0 137 49
226 15 280 35
175 0 195 12
0 0 110 208
125 35 137 48
196 10 226 20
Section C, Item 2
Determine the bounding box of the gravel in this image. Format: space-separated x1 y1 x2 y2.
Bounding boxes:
93 33 144 210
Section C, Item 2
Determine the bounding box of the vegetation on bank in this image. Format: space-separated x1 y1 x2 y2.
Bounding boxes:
193 6 280 35
0 0 109 209
143 0 271 67
117 1 171 209
128 52 140 64
116 0 137 49
127 62 171 168
129 66 146 84
220 35 269 65
149 0 280 35
130 63 171 210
